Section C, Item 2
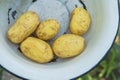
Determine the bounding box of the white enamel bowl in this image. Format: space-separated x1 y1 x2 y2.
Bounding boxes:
0 0 119 80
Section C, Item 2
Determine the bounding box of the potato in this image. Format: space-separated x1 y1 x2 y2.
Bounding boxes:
36 19 60 40
7 11 40 44
52 34 85 58
70 7 91 35
20 37 54 63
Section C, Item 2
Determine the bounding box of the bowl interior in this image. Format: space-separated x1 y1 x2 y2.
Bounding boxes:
0 0 119 80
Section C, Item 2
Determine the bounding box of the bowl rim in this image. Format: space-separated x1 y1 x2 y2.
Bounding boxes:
0 0 119 80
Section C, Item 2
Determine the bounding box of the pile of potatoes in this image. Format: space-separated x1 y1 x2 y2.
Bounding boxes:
7 7 91 63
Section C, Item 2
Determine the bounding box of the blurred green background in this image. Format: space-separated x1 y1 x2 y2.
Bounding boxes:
0 28 120 80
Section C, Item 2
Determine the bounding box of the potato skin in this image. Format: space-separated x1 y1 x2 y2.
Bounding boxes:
52 34 85 58
7 11 40 44
70 7 90 35
36 19 60 40
20 37 54 63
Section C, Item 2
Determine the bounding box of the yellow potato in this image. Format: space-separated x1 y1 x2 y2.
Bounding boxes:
70 7 91 35
36 19 60 40
7 11 40 44
20 37 54 63
52 34 85 58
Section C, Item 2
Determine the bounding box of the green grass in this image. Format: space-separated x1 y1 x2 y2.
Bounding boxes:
0 28 120 80
0 67 3 80
77 45 120 80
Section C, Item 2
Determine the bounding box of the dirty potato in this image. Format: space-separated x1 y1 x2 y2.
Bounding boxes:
7 11 40 44
36 19 60 40
20 37 54 63
70 7 91 35
52 34 85 58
